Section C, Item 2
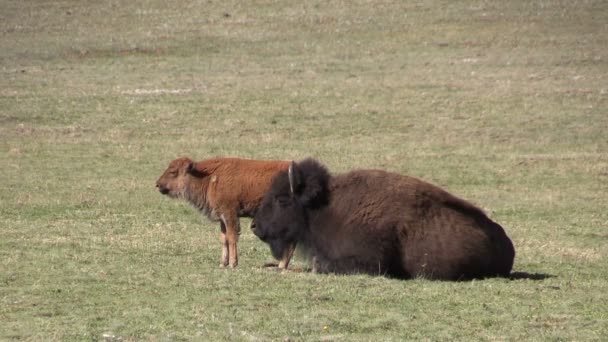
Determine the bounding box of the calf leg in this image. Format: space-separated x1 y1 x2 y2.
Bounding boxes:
219 221 229 267
221 214 240 268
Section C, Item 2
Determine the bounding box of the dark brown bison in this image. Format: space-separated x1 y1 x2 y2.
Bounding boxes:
252 158 515 280
156 157 290 268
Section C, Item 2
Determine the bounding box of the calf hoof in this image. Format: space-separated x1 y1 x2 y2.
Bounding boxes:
219 257 229 268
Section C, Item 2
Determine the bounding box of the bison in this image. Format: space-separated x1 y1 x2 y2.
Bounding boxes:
156 157 291 268
252 158 515 280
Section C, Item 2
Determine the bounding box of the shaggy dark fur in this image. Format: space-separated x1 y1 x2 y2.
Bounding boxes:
253 158 515 280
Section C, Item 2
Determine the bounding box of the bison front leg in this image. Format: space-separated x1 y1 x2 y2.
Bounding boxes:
221 214 240 268
311 256 318 274
219 221 229 267
278 242 296 270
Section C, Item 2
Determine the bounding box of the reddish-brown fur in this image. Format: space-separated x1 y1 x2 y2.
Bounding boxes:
156 157 290 268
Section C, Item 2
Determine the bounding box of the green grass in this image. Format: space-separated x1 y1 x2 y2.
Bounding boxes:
1 0 607 340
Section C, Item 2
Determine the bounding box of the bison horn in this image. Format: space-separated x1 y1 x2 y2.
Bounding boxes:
288 161 296 195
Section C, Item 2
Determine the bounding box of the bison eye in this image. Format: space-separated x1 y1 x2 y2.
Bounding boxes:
275 195 291 207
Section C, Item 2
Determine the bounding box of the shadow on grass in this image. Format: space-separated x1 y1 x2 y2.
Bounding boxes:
260 264 555 282
261 262 313 273
509 271 555 281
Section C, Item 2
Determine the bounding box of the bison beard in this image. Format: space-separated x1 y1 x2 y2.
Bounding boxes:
253 158 515 280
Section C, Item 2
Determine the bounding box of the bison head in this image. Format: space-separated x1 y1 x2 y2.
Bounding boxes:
156 157 198 198
253 158 330 260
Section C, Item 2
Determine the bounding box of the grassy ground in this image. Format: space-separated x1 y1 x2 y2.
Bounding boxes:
1 0 607 340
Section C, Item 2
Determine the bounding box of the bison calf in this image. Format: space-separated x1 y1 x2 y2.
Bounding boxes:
253 158 515 280
156 157 290 268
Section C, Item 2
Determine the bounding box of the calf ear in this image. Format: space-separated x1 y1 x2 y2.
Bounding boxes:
186 161 209 178
186 161 195 174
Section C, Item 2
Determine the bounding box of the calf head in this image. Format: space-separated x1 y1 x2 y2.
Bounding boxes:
156 157 197 198
253 158 330 259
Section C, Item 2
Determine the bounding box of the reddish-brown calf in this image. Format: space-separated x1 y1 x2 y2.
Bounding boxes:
156 157 290 268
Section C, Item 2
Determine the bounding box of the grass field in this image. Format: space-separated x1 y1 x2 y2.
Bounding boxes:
1 0 607 340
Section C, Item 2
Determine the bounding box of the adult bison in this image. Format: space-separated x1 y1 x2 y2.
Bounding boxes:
252 158 515 280
156 157 290 268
